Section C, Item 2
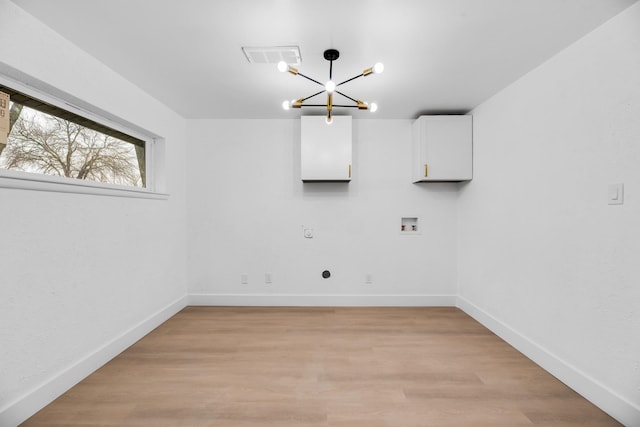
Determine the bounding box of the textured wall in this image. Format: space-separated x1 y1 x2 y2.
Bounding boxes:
458 1 640 418
0 0 188 419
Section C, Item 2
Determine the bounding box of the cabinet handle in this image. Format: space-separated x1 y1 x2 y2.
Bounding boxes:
348 164 352 178
424 163 429 177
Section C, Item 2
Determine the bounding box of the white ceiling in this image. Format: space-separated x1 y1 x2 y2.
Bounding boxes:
10 0 638 119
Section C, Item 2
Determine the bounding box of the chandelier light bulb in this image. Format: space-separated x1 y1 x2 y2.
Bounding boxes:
325 80 336 93
282 100 290 110
277 61 288 73
373 62 384 74
370 102 378 113
325 115 333 125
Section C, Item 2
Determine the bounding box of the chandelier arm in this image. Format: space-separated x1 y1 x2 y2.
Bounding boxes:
297 72 325 87
335 90 359 104
336 74 364 87
301 90 326 102
297 104 360 108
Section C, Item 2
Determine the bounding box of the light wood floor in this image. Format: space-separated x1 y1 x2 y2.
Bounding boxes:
21 307 621 427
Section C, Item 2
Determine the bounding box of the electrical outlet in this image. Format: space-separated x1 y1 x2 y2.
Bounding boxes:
240 274 248 284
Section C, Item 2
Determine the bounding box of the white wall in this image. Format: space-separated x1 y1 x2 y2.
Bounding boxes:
187 119 459 305
458 3 640 424
0 1 188 424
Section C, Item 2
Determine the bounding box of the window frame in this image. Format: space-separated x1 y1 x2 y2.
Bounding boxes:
0 74 168 200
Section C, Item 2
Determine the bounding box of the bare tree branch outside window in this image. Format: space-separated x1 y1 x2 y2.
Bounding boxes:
0 105 143 187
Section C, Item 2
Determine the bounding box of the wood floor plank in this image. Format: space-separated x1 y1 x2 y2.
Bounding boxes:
20 307 622 426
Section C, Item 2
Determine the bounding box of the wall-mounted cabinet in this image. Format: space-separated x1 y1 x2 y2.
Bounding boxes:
412 115 472 182
301 116 352 182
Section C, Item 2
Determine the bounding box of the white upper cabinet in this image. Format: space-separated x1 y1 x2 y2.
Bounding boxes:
301 116 352 182
412 115 472 182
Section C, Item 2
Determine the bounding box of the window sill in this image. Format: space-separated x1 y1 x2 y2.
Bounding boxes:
0 170 168 200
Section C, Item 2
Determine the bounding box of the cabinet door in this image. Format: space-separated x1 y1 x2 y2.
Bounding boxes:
413 115 472 182
301 116 352 181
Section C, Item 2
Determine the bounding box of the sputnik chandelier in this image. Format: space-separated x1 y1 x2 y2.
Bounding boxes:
278 49 384 124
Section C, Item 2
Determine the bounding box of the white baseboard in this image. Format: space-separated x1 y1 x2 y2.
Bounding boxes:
0 295 188 427
456 296 640 427
188 293 457 307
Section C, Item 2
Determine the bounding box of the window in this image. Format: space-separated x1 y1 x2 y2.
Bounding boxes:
0 74 166 199
0 84 147 189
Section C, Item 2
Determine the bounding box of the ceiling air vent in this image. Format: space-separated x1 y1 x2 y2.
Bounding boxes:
241 46 301 65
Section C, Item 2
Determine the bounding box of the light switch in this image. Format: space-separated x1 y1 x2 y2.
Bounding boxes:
608 183 624 205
